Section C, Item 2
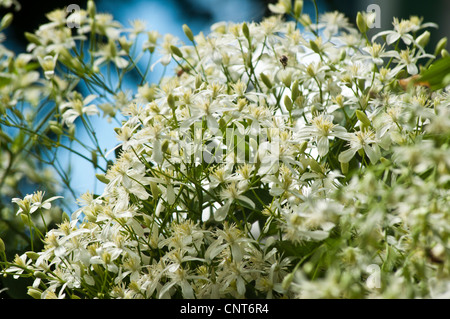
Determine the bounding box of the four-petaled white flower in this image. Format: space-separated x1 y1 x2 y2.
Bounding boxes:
59 94 99 125
296 114 348 158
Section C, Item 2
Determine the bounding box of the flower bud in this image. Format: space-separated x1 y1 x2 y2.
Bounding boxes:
87 0 96 18
49 123 63 136
91 150 98 168
242 22 250 42
278 69 291 87
34 271 48 280
0 237 5 253
434 37 447 57
260 72 273 89
281 273 294 291
24 32 41 45
26 251 40 261
341 161 349 174
358 148 365 157
294 0 303 19
27 287 42 299
167 93 176 109
20 213 30 225
161 139 169 153
356 110 371 127
170 45 183 58
339 49 347 61
356 12 368 34
309 39 321 54
284 95 293 112
300 14 312 27
298 141 308 154
0 13 13 31
195 74 203 89
95 174 110 184
311 104 318 116
291 80 300 101
309 158 322 173
416 31 430 48
182 24 194 42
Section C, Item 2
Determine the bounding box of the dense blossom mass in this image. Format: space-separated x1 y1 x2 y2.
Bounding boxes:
0 0 449 299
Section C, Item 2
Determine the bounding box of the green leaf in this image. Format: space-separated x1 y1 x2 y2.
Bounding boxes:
418 56 450 90
0 73 12 88
275 240 322 259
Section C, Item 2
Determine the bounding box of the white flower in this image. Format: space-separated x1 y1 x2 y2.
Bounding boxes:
338 129 381 164
268 0 291 15
12 191 62 215
214 182 255 221
391 47 434 75
372 17 415 45
94 39 129 69
296 114 348 157
357 42 397 65
37 54 58 79
59 94 99 125
318 11 352 38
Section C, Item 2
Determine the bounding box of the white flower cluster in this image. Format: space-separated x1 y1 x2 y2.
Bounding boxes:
1 0 449 299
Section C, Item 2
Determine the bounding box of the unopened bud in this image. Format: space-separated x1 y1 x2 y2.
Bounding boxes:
242 22 250 41
356 110 371 127
284 95 293 112
356 12 368 34
416 31 430 48
339 49 347 61
341 161 349 174
25 32 41 45
87 0 96 18
0 13 13 31
49 124 63 136
298 141 308 154
260 72 272 89
91 150 98 168
195 74 203 89
309 39 321 54
20 213 30 225
26 251 40 260
309 158 322 173
182 24 194 42
291 80 300 101
0 238 5 253
167 93 176 109
282 273 294 291
434 37 447 57
95 173 110 184
161 139 169 153
294 0 303 19
34 271 48 279
170 45 183 58
27 287 42 299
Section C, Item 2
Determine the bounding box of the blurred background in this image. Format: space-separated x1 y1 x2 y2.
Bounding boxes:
0 0 448 297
